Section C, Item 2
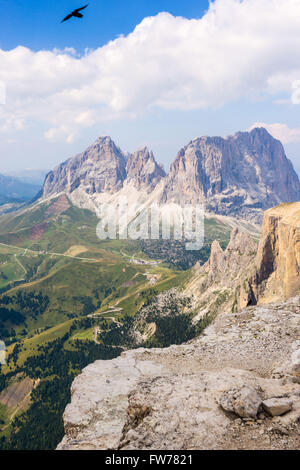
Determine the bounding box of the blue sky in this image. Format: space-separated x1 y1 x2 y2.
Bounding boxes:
0 0 300 176
0 1 209 52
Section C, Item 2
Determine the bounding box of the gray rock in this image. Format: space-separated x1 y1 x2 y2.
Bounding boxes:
219 386 262 419
160 127 300 222
291 349 300 376
42 136 165 199
262 398 293 417
57 297 300 450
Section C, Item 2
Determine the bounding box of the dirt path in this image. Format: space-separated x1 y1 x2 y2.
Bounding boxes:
93 327 101 344
14 255 27 276
0 242 100 263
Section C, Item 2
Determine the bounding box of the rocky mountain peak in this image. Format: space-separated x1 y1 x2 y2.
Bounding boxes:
42 129 300 222
126 146 166 191
42 137 165 198
226 227 258 255
202 228 257 285
160 128 300 222
204 240 225 274
187 202 300 317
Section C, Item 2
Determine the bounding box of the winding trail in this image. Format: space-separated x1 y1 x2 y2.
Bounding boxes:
0 242 100 263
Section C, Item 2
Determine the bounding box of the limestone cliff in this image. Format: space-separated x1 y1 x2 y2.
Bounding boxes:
251 202 300 303
43 136 128 197
126 147 166 191
187 202 300 315
185 228 258 319
160 128 300 222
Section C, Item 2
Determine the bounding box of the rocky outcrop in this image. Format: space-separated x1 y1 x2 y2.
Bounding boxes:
42 128 300 222
126 147 166 191
250 202 300 303
58 296 300 450
160 128 300 222
57 202 300 450
188 202 300 315
185 227 258 318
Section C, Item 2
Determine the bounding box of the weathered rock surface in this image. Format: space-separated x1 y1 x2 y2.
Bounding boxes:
43 136 128 197
58 296 300 450
126 147 166 191
219 386 262 420
185 227 258 318
187 202 300 317
160 128 300 222
43 137 165 201
262 398 293 417
251 202 300 303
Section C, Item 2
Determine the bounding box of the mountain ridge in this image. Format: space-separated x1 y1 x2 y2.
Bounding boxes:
0 173 41 202
41 128 300 223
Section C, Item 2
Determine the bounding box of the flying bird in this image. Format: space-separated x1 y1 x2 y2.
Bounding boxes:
61 4 89 23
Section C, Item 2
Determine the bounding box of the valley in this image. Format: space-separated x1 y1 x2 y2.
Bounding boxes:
2 0 300 453
0 195 189 449
0 129 299 450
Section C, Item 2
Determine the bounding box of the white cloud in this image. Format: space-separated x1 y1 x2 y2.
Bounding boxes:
291 80 300 104
1 0 300 142
249 122 300 144
0 80 5 105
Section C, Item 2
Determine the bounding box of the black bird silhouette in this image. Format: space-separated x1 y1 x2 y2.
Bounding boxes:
61 4 89 23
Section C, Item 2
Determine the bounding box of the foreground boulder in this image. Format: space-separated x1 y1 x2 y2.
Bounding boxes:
57 296 300 450
262 398 293 417
219 386 262 420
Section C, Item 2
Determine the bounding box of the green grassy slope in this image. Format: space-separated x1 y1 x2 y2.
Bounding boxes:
0 193 251 449
0 195 184 449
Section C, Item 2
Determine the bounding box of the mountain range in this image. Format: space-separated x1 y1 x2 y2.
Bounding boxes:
3 169 48 186
0 173 41 203
42 127 300 223
0 128 300 451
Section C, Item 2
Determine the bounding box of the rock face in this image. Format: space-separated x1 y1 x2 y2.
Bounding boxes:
43 137 165 199
251 202 300 303
57 203 300 450
185 227 258 318
187 202 300 316
43 136 128 197
160 128 300 221
219 386 262 419
42 128 300 222
58 296 300 450
126 147 166 191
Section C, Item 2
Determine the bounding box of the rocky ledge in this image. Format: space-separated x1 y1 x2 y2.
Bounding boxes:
58 296 300 450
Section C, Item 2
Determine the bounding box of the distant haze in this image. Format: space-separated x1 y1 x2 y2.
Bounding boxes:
2 169 48 186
